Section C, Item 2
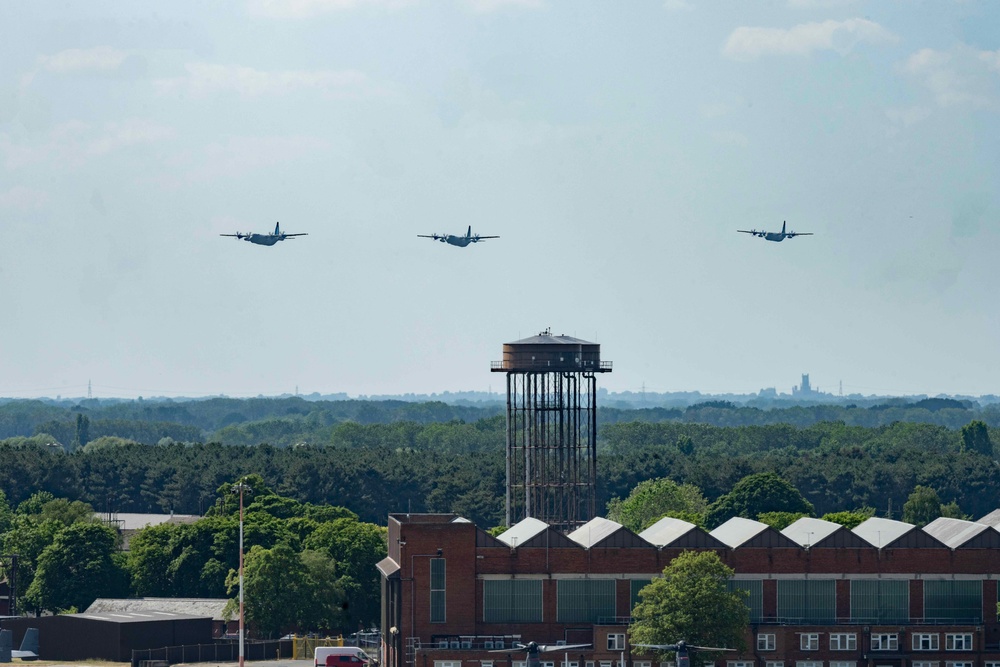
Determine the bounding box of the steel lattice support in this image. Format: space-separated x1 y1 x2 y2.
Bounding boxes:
505 371 598 530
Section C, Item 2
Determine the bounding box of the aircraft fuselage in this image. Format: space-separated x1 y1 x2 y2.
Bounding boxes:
445 236 472 247
246 234 282 246
763 232 787 242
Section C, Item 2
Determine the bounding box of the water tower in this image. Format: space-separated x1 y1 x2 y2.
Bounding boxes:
491 328 612 529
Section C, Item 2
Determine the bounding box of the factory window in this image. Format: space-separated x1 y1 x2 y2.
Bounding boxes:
800 634 820 651
913 634 940 651
600 661 613 667
483 579 543 623
727 662 753 667
795 662 822 667
945 634 973 651
562 662 580 667
608 634 626 651
850 580 908 624
924 581 982 623
634 662 650 667
946 663 972 667
556 579 616 623
430 558 446 623
765 662 783 667
912 663 939 667
728 579 763 622
631 579 654 612
434 662 461 667
870 634 898 651
757 634 775 651
779 580 836 624
830 634 856 651
482 662 493 667
830 662 856 667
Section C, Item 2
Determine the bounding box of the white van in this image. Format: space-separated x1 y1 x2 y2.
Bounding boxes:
315 646 371 667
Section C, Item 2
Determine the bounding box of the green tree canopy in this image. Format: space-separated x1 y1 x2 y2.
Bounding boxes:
629 551 748 663
820 508 875 530
24 522 127 612
960 420 993 456
606 478 709 532
902 485 944 526
704 472 814 529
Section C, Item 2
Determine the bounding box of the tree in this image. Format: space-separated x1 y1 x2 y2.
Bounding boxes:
24 522 127 612
704 473 814 529
757 511 808 530
630 551 748 662
227 543 309 638
902 486 944 526
606 478 709 532
960 420 993 456
820 508 875 530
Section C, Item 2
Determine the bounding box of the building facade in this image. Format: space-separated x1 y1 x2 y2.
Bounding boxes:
377 513 1000 667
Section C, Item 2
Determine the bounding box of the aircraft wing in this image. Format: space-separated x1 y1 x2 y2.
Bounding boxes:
785 232 813 238
220 233 244 237
283 233 308 237
473 235 499 240
417 234 444 240
537 644 590 653
736 229 763 236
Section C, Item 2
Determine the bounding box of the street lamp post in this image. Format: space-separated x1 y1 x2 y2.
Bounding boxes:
232 479 252 667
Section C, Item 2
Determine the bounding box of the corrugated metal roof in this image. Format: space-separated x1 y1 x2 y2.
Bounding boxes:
86 598 228 620
567 517 624 548
709 517 769 548
977 509 1000 527
852 517 914 547
496 517 549 547
72 610 210 624
922 517 990 548
639 517 698 547
781 517 843 547
506 333 596 346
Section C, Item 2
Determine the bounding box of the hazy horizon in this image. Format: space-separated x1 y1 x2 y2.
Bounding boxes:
2 3 998 400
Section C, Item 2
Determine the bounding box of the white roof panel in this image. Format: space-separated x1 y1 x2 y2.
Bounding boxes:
567 517 623 548
639 517 698 546
781 517 843 547
496 517 549 547
922 517 990 548
710 517 769 548
852 517 914 548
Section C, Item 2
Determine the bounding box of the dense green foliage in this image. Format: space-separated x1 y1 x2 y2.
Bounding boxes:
630 551 748 661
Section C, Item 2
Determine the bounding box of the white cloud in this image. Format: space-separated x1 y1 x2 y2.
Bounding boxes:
904 46 1000 109
0 119 174 170
0 185 49 210
156 135 331 187
39 46 128 73
723 18 896 61
155 63 369 97
247 0 413 18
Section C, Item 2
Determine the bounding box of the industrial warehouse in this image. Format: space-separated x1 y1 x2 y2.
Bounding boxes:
377 511 1000 667
376 334 1000 667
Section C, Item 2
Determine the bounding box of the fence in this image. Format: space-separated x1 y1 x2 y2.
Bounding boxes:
131 638 292 667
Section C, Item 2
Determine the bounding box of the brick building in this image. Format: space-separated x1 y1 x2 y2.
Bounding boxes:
377 512 1000 667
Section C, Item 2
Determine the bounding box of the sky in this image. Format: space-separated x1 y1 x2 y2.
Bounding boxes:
1 1 999 400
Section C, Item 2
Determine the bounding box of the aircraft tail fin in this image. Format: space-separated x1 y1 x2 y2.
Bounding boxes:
275 222 280 235
782 220 786 234
0 629 12 663
19 628 39 657
467 225 472 239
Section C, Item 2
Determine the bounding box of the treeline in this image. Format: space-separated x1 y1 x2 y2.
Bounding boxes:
0 419 996 527
3 397 1000 448
0 478 386 637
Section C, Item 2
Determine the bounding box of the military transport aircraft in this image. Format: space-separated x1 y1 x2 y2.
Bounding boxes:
220 222 307 246
737 220 812 242
632 641 733 667
418 226 498 247
0 627 39 661
491 641 591 667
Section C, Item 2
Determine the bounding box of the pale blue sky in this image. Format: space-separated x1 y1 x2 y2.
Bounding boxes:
1 1 998 399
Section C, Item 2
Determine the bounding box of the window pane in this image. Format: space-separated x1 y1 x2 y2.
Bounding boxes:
557 579 617 623
484 579 543 623
925 581 982 623
851 580 908 624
